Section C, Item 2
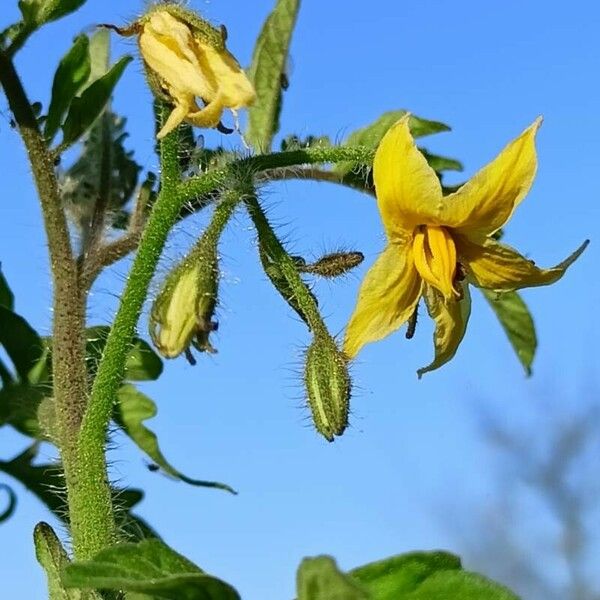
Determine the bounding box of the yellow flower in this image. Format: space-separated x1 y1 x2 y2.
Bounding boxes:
139 9 255 139
343 115 587 376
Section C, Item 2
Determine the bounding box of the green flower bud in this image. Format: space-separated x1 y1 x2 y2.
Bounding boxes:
298 251 364 278
149 252 219 361
304 335 351 442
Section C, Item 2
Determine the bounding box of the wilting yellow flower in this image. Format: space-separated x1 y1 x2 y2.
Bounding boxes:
138 9 255 139
344 115 587 376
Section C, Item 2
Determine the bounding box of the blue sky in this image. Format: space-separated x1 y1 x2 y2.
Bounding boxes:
1 1 599 598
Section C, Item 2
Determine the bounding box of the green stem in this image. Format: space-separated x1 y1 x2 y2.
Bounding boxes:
0 50 110 557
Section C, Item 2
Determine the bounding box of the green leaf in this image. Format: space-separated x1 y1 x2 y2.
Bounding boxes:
482 290 537 375
349 552 461 599
246 0 301 152
86 326 163 382
44 34 91 141
62 539 241 600
34 521 101 600
19 0 86 28
115 385 236 494
0 484 17 523
0 265 14 310
297 556 369 600
346 111 450 148
61 55 132 146
0 306 43 381
418 148 463 173
403 570 520 599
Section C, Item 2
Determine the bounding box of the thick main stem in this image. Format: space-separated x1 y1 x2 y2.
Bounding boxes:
0 51 115 557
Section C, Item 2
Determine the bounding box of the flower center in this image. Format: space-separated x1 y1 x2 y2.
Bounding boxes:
412 225 460 301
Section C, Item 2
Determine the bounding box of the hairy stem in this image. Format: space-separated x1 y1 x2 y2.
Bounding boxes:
0 50 113 557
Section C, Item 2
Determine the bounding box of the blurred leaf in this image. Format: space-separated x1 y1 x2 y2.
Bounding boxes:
297 556 369 600
62 539 241 599
61 55 132 146
0 383 46 438
0 265 14 310
86 326 163 382
0 483 17 523
86 28 110 83
349 552 461 599
115 385 236 494
280 134 331 152
115 488 161 542
246 0 300 152
34 521 101 600
402 570 520 599
0 306 43 381
482 290 537 375
44 34 91 142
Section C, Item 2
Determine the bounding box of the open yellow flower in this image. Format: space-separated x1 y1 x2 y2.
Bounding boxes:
139 9 255 139
343 115 587 376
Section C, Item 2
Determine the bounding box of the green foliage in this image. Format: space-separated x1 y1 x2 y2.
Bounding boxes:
115 385 236 493
482 290 537 375
296 552 520 599
246 0 300 152
44 35 91 142
297 556 370 599
0 305 43 381
62 539 241 599
0 265 15 310
0 383 46 437
61 55 132 146
0 483 17 523
19 0 87 29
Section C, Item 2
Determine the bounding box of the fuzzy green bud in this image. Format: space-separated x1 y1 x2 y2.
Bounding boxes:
298 251 364 278
304 335 351 442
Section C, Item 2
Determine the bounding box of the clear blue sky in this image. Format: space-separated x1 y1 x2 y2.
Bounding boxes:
1 1 599 598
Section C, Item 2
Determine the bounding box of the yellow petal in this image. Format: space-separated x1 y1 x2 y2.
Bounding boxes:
343 242 423 358
417 284 471 378
456 235 588 291
139 13 214 100
195 41 256 109
157 97 191 139
443 119 541 237
373 115 443 241
186 93 225 128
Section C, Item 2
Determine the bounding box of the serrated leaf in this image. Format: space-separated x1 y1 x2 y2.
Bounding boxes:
0 306 43 381
62 539 241 600
34 521 100 600
349 552 462 599
0 265 14 310
297 556 369 600
61 55 131 145
44 34 90 142
85 326 163 382
246 0 300 152
115 385 236 494
482 290 537 375
403 570 520 599
0 484 17 523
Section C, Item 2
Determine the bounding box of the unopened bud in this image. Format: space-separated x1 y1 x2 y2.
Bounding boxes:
304 335 351 442
299 251 364 278
149 252 218 360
